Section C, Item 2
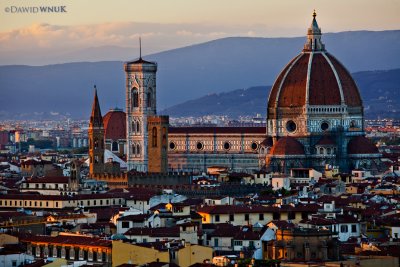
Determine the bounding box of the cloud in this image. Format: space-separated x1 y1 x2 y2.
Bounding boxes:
0 21 296 65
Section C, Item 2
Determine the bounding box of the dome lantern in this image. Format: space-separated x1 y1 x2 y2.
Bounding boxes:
304 10 325 52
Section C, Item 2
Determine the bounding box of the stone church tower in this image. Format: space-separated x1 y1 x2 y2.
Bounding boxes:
89 87 105 175
148 116 169 173
124 56 157 172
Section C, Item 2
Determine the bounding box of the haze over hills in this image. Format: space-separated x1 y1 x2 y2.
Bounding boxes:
0 30 399 120
161 69 400 119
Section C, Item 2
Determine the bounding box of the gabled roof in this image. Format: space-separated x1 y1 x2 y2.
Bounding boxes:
169 127 265 135
270 137 305 155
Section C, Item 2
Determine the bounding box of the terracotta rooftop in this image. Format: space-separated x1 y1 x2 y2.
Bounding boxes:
169 126 265 135
347 136 379 154
103 109 126 140
268 220 295 229
270 136 305 155
25 176 69 184
21 234 111 247
268 52 362 109
261 136 273 147
198 203 319 215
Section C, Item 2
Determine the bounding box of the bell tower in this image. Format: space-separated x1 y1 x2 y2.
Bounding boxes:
124 51 157 172
89 86 105 176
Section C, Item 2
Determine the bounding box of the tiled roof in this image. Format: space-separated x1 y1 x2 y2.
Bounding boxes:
25 176 69 184
277 53 309 107
169 127 265 135
21 234 111 247
261 136 273 147
103 109 126 140
270 137 305 155
347 136 379 154
309 53 342 105
21 159 52 166
268 220 295 229
326 54 362 107
268 51 362 108
197 204 319 215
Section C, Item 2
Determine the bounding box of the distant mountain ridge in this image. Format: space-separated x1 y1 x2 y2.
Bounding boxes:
0 30 399 119
161 69 400 119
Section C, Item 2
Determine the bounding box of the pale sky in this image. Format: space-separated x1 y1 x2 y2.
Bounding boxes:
0 0 399 65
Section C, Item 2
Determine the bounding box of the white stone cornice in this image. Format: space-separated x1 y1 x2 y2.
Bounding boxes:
305 52 314 106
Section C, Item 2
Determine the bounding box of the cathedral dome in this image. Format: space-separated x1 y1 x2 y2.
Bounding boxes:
267 52 362 108
103 108 126 140
267 11 362 109
266 11 364 137
270 137 305 155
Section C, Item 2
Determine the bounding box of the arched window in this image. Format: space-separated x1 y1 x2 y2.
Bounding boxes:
319 147 324 155
132 88 139 108
147 88 153 108
131 144 136 155
136 144 141 156
152 127 157 147
162 127 167 146
136 121 140 133
131 121 135 132
112 141 118 151
327 148 331 154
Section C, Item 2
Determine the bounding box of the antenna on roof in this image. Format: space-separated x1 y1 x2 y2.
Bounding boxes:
139 37 142 60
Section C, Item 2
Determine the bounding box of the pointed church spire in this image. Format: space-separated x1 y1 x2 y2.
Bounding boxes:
303 10 325 52
90 85 103 128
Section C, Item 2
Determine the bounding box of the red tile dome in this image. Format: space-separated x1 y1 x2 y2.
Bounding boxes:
271 137 305 155
267 12 362 109
347 136 379 155
103 108 126 140
267 52 362 108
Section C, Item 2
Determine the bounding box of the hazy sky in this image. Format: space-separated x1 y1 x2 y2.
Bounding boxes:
0 0 399 65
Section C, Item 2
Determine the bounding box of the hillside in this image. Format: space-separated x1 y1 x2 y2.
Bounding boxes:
0 30 399 119
161 69 400 119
